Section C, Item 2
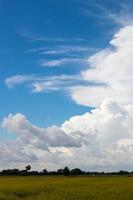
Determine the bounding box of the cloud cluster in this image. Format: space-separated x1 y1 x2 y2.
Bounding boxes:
0 113 81 170
2 25 133 170
3 113 81 149
1 99 133 170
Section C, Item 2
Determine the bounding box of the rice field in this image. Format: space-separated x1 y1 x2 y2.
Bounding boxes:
0 176 133 200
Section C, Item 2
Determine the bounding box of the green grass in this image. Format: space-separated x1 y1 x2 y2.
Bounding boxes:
0 176 133 199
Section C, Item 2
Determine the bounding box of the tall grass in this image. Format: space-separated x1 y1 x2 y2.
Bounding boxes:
0 176 133 199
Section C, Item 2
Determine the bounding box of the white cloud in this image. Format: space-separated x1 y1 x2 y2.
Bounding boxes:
40 58 86 67
83 2 133 27
18 27 87 43
2 113 81 149
25 45 94 55
40 46 95 55
61 99 133 170
70 26 133 107
107 4 133 26
32 82 59 92
5 74 85 93
1 99 133 170
41 59 64 67
5 75 36 88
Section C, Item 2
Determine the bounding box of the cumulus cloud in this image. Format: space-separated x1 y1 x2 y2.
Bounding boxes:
70 26 133 107
2 113 81 149
1 99 133 170
0 113 81 170
61 99 133 170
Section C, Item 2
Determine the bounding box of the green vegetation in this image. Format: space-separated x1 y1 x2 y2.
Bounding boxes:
0 176 133 200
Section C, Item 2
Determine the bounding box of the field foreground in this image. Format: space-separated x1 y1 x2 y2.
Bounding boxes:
0 176 133 200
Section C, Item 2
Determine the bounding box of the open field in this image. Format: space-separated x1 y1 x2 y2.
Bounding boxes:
0 176 133 200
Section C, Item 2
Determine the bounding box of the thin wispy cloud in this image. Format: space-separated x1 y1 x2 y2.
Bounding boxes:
24 45 97 71
28 37 87 43
18 28 88 43
40 58 87 68
82 1 133 26
5 75 36 89
5 74 88 93
40 46 94 55
24 45 97 55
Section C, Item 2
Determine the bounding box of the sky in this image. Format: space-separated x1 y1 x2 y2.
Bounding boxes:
1 0 133 171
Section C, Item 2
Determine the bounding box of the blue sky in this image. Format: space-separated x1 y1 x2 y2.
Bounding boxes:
1 0 133 170
0 0 122 125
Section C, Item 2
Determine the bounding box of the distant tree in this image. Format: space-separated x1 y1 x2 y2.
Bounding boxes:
118 170 129 175
57 169 63 175
25 165 31 172
63 167 70 176
20 170 27 176
42 169 48 175
70 168 82 175
1 169 20 176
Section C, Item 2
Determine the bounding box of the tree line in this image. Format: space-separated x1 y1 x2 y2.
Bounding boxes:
0 166 133 176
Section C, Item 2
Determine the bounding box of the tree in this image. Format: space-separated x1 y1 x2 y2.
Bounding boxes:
25 165 31 172
63 167 70 176
70 168 82 175
42 169 48 175
57 169 63 175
